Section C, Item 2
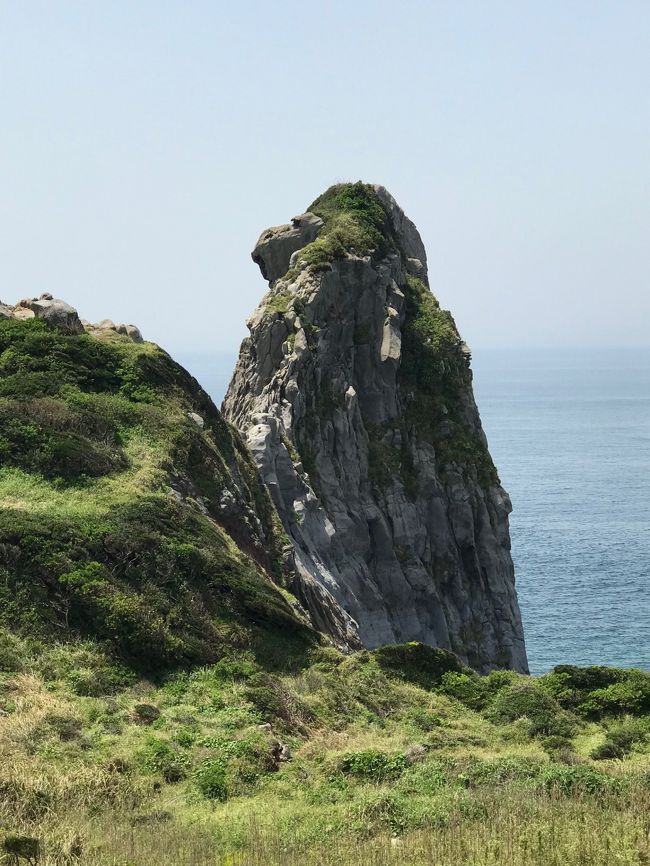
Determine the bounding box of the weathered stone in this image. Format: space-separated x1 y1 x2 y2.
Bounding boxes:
85 319 144 343
252 212 324 284
19 296 84 334
187 412 205 429
224 185 528 674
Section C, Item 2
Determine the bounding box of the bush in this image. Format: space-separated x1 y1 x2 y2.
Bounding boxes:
540 665 650 719
490 682 575 737
373 642 465 689
340 750 408 783
438 672 486 710
459 756 543 788
243 672 311 729
194 759 228 800
0 630 26 672
591 718 649 760
136 737 187 783
578 674 650 719
538 764 617 796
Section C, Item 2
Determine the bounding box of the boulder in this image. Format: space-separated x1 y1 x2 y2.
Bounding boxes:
252 212 323 283
18 295 84 334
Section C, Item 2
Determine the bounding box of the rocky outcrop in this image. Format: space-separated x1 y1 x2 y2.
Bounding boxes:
1 295 143 342
224 182 528 673
252 213 324 283
5 294 85 334
83 319 144 342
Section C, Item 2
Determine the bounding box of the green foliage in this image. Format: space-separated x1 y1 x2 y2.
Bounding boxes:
398 277 498 488
340 749 408 783
0 642 648 866
459 756 544 788
244 672 312 730
490 682 576 737
373 642 465 689
592 717 650 759
136 736 188 782
0 319 314 674
276 182 393 283
538 763 617 796
194 759 228 800
540 665 650 719
439 669 518 711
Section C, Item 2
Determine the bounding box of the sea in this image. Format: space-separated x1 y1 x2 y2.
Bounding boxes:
178 347 650 676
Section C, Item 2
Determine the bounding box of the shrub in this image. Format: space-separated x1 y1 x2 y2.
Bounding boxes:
0 630 26 672
340 749 408 783
490 682 575 737
591 717 649 760
194 759 228 800
578 673 650 719
459 756 543 788
136 737 187 783
373 642 465 689
540 665 650 720
243 672 311 729
133 704 161 725
438 672 486 710
538 764 617 796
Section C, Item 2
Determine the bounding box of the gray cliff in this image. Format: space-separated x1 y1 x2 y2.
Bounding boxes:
223 183 528 673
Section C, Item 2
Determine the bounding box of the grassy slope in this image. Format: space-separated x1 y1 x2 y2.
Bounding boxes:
0 641 649 865
0 317 314 673
1 298 649 866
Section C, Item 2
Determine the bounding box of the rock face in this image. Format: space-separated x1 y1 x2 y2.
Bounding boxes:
224 182 528 673
252 213 324 284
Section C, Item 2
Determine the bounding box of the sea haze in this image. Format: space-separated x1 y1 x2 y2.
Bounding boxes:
177 347 650 676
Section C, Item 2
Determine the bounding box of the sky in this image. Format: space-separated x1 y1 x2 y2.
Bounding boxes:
1 1 649 355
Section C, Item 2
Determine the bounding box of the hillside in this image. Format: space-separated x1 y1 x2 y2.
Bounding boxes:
0 254 648 866
0 303 315 674
1 636 649 865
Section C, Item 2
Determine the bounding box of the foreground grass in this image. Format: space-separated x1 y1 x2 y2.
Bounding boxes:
1 637 649 865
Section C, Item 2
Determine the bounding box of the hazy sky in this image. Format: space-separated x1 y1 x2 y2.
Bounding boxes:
1 2 649 354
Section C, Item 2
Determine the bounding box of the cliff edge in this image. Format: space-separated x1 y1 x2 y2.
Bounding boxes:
224 182 528 672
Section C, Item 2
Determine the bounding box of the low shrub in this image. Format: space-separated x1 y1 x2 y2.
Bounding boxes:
538 763 618 796
591 717 650 760
340 749 408 783
373 642 465 689
458 756 543 788
540 665 650 720
135 737 187 783
490 682 576 737
194 759 228 801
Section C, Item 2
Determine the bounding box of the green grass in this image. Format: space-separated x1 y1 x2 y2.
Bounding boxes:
0 319 314 673
271 181 395 290
0 638 648 865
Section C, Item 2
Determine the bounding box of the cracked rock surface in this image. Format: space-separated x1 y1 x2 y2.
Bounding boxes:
224 184 528 673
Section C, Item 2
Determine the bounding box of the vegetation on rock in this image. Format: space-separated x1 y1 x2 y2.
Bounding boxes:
0 318 313 673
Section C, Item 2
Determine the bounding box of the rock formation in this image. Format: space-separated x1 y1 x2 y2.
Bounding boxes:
0 294 143 342
224 182 528 673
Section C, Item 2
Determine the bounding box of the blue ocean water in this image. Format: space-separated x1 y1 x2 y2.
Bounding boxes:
178 347 650 675
473 349 650 674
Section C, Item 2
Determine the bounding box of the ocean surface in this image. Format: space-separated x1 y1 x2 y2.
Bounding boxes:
178 347 650 675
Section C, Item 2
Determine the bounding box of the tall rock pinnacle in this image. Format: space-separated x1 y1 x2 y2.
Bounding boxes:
224 182 528 673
